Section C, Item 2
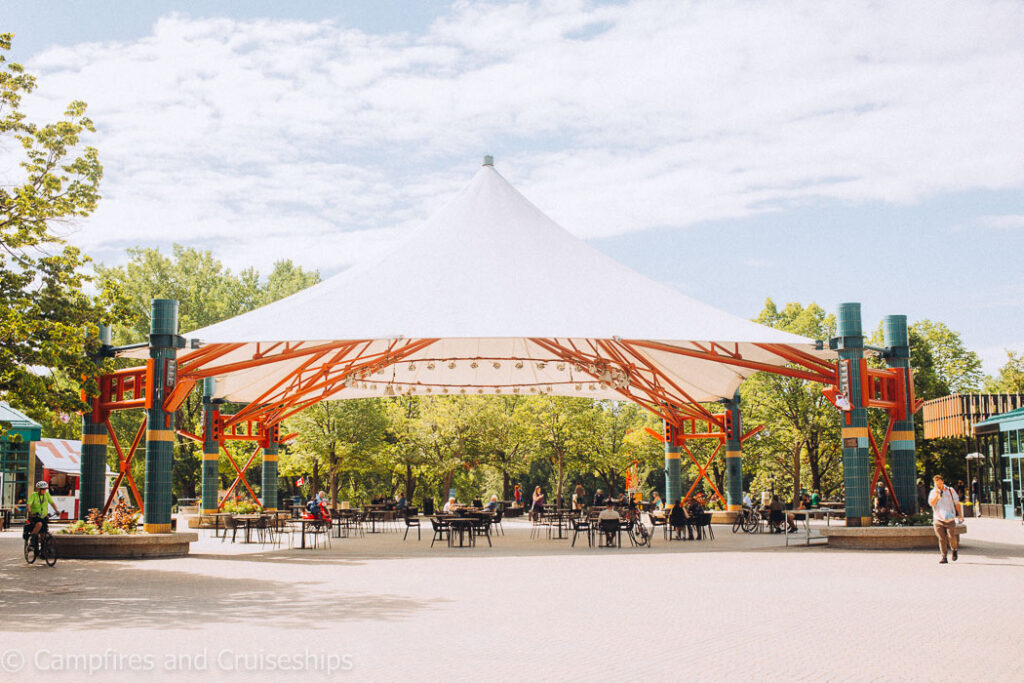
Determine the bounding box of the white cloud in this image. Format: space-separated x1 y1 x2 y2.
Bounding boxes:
6 0 1024 275
977 214 1024 230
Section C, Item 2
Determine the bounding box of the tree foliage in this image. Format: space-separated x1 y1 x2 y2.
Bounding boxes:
0 33 121 416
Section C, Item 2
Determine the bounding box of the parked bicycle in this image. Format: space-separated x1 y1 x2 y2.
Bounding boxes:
731 504 761 534
625 508 651 547
25 513 58 566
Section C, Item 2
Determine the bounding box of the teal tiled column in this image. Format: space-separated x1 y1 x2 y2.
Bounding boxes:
724 391 743 511
79 325 111 519
835 302 872 526
884 314 919 515
664 421 681 505
201 378 220 515
144 299 182 533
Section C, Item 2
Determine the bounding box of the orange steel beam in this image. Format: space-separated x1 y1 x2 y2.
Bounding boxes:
529 337 715 426
175 430 203 443
162 377 196 413
218 443 261 507
622 339 835 385
609 339 725 426
176 342 245 375
754 343 837 376
868 419 901 514
740 424 765 442
680 441 726 506
222 338 440 428
102 418 146 515
184 340 371 379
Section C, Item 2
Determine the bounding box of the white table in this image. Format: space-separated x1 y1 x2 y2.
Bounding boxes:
785 508 843 546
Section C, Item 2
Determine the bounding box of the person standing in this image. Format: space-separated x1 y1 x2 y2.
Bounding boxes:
928 475 963 564
572 482 586 510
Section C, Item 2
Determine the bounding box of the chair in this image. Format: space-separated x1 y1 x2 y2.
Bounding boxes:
697 511 714 540
254 515 277 547
490 509 504 536
649 512 667 541
308 518 332 549
570 517 592 547
430 517 450 547
403 512 421 541
598 518 620 547
221 515 242 543
471 515 492 547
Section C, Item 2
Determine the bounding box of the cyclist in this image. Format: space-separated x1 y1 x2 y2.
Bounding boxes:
27 481 60 551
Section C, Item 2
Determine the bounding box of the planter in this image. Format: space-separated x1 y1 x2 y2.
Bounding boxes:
820 525 966 550
54 532 199 559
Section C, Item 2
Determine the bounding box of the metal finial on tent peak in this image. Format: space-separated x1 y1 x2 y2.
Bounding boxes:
483 155 494 166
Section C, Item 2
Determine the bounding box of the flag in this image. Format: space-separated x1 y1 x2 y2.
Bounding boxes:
295 477 305 486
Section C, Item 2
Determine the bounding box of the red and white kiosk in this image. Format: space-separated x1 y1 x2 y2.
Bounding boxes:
30 438 114 519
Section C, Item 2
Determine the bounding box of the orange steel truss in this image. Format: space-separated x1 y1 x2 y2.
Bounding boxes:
644 416 765 507
91 335 920 511
101 417 146 515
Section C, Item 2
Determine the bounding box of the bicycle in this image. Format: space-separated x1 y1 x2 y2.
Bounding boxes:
24 514 58 567
625 508 651 547
731 504 762 534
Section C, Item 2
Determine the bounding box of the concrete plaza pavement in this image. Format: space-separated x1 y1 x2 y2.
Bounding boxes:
1 516 1023 681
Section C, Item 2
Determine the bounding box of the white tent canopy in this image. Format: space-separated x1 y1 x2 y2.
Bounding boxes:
125 160 835 408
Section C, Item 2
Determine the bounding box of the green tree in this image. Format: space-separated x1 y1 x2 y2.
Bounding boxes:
742 300 841 501
0 33 118 416
526 397 594 507
984 350 1024 393
911 320 982 394
477 396 534 500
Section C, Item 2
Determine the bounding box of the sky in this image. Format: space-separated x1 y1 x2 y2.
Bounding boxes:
4 0 1024 373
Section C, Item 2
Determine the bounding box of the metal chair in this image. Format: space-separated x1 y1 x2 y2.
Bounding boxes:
570 517 592 547
403 512 421 541
429 517 450 547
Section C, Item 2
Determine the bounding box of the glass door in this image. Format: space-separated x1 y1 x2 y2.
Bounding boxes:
1008 456 1023 520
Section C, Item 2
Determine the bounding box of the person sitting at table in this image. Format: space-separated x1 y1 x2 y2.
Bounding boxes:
810 488 821 508
306 493 328 520
785 494 810 533
668 499 689 540
592 489 606 507
742 491 753 509
686 494 707 540
768 495 785 533
572 482 585 510
598 501 620 546
530 486 545 521
651 491 664 511
443 496 458 514
484 495 499 512
395 492 408 511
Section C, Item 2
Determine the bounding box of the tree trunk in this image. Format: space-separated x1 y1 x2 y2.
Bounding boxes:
502 471 510 501
556 452 565 508
405 462 415 500
329 445 339 509
807 436 822 493
312 461 321 497
791 442 802 503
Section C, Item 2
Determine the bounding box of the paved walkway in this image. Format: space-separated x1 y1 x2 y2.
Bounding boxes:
1 517 1022 681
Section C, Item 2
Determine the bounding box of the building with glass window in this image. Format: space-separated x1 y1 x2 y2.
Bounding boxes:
973 407 1024 520
0 402 41 522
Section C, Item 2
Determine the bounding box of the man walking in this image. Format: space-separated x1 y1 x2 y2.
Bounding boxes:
928 475 963 564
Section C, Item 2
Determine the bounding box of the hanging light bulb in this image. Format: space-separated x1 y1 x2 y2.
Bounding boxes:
557 363 565 371
425 387 432 393
575 364 583 372
470 361 479 369
427 362 435 370
442 387 449 394
384 385 396 396
530 387 537 393
588 384 596 391
408 363 416 371
492 361 501 369
575 384 581 391
495 388 501 394
513 387 520 393
448 361 457 370
460 388 466 394
515 361 524 369
546 385 552 392
478 388 484 394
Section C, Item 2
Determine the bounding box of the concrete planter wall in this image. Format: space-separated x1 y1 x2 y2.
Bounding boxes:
54 532 199 559
820 525 966 550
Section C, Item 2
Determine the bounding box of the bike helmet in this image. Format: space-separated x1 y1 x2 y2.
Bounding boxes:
35 481 49 490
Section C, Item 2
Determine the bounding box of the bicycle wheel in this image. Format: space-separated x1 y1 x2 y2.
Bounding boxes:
732 516 743 533
637 523 650 547
742 513 759 533
42 534 58 567
24 537 37 564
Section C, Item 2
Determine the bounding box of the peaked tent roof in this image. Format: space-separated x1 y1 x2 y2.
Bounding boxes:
125 161 836 407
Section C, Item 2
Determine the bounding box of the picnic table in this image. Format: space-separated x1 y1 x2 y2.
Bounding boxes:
785 508 843 546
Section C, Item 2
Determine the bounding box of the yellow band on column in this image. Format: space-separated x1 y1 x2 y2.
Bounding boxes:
262 453 278 462
82 433 108 445
891 431 915 441
202 451 219 460
146 430 175 442
144 523 172 534
725 450 741 458
841 427 869 438
665 451 681 460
